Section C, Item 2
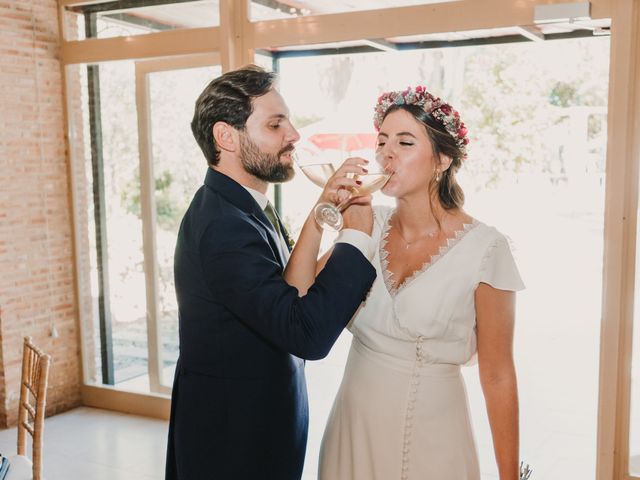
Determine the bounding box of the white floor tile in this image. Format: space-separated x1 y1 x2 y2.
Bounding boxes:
0 407 167 480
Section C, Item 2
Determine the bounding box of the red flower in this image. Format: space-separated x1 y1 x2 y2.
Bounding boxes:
458 127 467 138
440 104 452 115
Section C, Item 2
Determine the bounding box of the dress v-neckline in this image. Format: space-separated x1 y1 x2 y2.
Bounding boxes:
379 210 480 297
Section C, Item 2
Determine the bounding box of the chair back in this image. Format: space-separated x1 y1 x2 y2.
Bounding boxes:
17 336 50 480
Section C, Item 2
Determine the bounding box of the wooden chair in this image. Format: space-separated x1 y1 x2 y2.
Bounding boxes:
7 337 51 480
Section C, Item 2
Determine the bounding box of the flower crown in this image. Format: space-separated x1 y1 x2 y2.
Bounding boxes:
373 86 469 158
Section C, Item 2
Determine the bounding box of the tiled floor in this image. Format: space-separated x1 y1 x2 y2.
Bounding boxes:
0 404 326 480
0 329 634 480
0 344 349 480
0 407 168 480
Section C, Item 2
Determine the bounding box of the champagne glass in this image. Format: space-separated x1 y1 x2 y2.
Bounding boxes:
295 148 390 231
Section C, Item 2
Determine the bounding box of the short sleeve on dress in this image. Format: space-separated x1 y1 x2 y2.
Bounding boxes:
477 234 525 291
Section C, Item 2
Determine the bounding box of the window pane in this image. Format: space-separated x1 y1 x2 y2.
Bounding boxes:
74 59 157 391
250 0 456 21
147 64 222 387
67 62 101 385
64 0 219 41
74 58 224 393
278 36 609 479
98 61 149 389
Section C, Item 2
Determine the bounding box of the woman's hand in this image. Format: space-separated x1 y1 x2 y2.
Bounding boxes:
317 157 369 207
342 197 374 236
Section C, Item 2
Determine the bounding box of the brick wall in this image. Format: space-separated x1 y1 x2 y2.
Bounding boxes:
0 0 82 427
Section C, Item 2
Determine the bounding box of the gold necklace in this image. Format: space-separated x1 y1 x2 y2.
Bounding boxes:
394 224 440 250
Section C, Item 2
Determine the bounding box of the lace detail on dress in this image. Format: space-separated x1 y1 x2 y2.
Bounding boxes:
379 211 480 297
379 215 396 293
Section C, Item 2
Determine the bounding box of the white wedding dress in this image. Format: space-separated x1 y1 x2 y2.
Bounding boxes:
319 206 524 480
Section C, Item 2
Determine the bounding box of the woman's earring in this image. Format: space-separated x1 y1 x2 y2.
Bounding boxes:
435 169 441 182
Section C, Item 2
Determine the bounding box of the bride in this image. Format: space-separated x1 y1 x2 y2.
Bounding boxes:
285 86 524 480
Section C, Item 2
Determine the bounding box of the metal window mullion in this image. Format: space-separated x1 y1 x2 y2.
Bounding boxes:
85 12 114 385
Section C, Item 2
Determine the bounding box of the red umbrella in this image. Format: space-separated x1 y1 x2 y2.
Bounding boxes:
307 132 377 152
299 112 377 154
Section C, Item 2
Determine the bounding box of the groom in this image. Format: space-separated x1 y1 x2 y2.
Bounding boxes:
165 65 377 480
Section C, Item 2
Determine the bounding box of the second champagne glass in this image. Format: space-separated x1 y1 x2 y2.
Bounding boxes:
295 149 390 231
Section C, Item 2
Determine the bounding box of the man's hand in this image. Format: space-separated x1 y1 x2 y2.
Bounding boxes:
341 196 373 235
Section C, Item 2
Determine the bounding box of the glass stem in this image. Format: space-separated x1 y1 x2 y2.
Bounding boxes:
336 188 358 211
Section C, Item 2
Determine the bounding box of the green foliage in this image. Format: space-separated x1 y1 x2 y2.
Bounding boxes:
154 170 183 231
459 37 610 188
121 174 141 218
119 170 185 231
549 82 579 107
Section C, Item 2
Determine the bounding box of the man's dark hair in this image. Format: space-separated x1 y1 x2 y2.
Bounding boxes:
191 65 277 166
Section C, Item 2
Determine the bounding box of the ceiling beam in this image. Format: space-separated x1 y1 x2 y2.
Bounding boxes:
61 25 220 64
252 0 612 49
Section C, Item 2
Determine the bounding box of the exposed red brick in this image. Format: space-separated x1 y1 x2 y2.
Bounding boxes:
0 0 82 427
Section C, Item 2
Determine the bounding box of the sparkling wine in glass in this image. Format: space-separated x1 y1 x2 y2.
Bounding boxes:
299 163 336 188
349 170 391 196
295 151 390 231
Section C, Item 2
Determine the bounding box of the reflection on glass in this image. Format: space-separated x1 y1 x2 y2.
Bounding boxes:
65 0 220 40
148 65 222 387
278 37 610 479
249 0 457 20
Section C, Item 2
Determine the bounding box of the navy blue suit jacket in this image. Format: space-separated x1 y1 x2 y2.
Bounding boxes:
165 168 376 480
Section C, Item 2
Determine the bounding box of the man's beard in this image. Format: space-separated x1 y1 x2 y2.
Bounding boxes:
239 132 295 183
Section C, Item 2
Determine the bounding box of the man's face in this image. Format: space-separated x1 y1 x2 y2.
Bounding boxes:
240 89 300 183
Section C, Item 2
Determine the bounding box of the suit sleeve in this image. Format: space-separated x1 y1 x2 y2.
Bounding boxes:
200 216 376 360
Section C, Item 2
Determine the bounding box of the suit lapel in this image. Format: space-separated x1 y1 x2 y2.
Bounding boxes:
205 168 288 268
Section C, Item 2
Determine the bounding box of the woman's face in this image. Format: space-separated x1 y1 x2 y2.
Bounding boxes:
376 109 438 199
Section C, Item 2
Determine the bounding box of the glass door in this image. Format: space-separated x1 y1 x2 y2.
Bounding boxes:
276 36 610 479
135 55 222 394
